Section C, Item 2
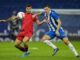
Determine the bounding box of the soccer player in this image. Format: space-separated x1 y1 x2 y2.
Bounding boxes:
0 4 47 56
8 11 20 42
34 5 80 57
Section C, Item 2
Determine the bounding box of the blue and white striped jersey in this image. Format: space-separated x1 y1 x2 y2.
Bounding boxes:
42 10 63 31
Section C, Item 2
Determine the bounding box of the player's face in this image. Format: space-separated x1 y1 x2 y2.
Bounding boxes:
44 7 50 14
26 7 32 14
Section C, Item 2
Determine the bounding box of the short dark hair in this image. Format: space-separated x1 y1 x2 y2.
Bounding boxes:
44 5 51 8
26 4 32 8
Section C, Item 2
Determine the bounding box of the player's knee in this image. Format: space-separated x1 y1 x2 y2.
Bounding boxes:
64 39 70 45
23 40 28 44
14 44 19 48
23 37 29 44
42 35 51 41
42 37 46 41
42 37 48 41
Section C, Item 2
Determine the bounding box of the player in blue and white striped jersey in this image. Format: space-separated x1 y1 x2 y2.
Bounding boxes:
42 8 66 39
35 5 80 57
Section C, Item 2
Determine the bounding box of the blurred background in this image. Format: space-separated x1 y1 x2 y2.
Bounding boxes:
0 0 80 60
0 0 80 42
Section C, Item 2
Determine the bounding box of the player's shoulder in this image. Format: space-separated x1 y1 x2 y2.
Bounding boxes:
50 10 58 17
50 10 56 14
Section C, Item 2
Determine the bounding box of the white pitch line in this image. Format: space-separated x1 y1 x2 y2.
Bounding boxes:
29 47 38 50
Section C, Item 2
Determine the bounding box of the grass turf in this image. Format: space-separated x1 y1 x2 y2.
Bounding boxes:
0 41 80 60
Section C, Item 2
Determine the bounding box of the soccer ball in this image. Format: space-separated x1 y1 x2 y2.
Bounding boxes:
17 12 25 19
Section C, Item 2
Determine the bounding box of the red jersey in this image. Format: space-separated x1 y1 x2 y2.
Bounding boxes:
16 13 37 40
21 13 37 32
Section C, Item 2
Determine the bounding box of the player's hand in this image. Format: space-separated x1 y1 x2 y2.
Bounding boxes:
8 27 10 31
43 19 47 23
0 20 6 22
56 30 60 36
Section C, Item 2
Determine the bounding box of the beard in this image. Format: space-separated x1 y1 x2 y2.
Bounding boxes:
26 11 31 14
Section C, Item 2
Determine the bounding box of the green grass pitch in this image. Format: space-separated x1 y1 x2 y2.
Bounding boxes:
0 41 80 60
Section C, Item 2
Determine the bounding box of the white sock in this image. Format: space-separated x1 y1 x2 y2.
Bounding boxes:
43 40 57 49
68 43 78 56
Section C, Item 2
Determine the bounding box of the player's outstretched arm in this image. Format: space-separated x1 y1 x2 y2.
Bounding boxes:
6 16 18 22
32 12 42 18
36 19 47 26
0 16 18 22
0 20 7 22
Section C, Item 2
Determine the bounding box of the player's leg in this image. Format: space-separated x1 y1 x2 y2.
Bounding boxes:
14 32 28 52
59 29 80 57
9 29 14 43
23 37 29 52
42 35 57 49
11 28 15 40
14 39 25 51
42 31 59 56
22 36 30 56
62 37 80 57
23 32 33 52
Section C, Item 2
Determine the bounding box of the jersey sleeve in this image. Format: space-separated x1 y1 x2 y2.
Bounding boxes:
41 12 45 16
52 12 59 21
33 16 38 22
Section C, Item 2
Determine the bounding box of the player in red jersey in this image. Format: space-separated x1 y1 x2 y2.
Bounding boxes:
0 4 47 56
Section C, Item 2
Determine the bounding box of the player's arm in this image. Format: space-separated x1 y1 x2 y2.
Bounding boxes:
0 12 24 22
32 12 42 18
56 19 61 35
7 16 18 22
52 12 61 36
8 22 11 31
0 16 18 22
36 19 47 26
